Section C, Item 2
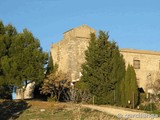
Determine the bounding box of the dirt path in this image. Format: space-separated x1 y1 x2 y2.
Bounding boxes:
82 104 159 120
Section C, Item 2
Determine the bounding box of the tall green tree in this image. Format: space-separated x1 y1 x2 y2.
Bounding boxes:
0 21 17 98
78 31 125 104
46 52 54 75
9 29 48 87
0 21 48 99
0 21 6 85
0 21 5 34
120 65 139 108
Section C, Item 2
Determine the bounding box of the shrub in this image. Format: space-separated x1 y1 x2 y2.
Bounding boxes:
139 103 157 111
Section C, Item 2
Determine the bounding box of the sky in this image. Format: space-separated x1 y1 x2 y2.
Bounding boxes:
0 0 160 52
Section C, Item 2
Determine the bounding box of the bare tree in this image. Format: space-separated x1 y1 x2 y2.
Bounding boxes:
40 71 71 101
146 72 160 103
71 88 92 104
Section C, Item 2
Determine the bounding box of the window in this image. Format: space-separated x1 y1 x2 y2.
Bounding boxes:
133 60 140 69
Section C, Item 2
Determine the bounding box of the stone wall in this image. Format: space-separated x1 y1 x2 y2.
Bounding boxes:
51 25 96 82
120 49 160 92
16 82 35 99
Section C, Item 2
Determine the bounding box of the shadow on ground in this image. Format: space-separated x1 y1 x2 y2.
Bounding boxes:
0 100 31 120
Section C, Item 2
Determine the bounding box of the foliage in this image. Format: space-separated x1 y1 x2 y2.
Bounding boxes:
77 31 126 104
139 93 147 103
0 21 17 85
139 103 157 111
119 65 139 108
0 20 48 98
152 78 160 102
153 78 160 90
9 29 48 87
46 52 54 75
146 72 160 102
0 85 12 99
40 70 71 102
71 87 92 104
0 21 18 97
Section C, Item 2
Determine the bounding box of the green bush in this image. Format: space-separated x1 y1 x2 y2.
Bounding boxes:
140 93 147 103
47 96 56 102
0 85 12 99
139 103 157 111
152 110 160 116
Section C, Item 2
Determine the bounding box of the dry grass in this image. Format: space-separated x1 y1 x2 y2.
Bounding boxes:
72 104 124 120
0 100 124 120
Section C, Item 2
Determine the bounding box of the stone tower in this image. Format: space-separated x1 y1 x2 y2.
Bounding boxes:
51 25 96 82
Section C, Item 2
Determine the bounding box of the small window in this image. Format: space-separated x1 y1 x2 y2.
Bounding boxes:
133 60 140 69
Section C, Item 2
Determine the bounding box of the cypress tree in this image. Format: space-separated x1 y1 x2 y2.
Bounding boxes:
120 65 139 108
46 52 54 75
130 65 139 108
79 31 125 104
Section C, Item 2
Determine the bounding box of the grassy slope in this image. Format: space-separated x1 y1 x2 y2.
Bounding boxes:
3 100 121 120
1 100 159 120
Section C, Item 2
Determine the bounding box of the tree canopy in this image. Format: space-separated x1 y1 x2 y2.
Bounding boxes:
78 31 126 104
0 21 48 90
119 65 139 108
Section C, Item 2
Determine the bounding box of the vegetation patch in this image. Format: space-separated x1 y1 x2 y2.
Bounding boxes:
0 100 123 120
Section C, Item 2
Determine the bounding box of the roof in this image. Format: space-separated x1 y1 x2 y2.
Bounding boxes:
63 24 95 34
63 28 74 34
120 48 160 55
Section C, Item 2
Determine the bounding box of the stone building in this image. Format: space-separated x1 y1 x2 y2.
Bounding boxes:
51 25 96 82
120 49 160 92
51 25 160 92
15 82 35 99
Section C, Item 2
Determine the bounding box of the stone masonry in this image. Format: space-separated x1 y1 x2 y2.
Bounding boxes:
51 25 96 82
51 25 160 92
16 82 35 99
120 49 160 92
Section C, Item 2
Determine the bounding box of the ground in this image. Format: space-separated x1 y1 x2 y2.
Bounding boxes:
0 100 122 120
0 100 159 120
83 104 160 120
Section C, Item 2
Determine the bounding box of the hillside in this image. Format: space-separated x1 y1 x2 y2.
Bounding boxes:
0 100 121 120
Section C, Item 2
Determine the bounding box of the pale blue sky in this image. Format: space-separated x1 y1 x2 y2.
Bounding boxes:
0 0 160 52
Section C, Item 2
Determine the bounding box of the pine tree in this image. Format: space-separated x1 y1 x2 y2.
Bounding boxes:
0 21 17 98
0 21 5 34
9 29 48 87
79 31 125 104
0 21 48 99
